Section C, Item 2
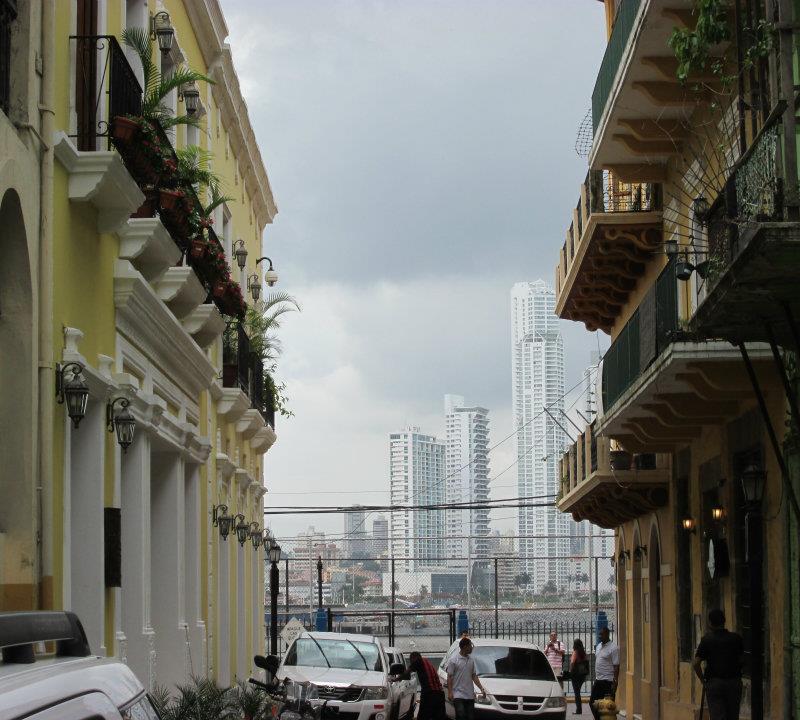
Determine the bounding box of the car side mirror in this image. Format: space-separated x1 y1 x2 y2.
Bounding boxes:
390 663 405 675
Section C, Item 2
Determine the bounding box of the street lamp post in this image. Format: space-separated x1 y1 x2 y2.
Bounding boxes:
741 465 765 720
269 541 282 656
317 555 323 609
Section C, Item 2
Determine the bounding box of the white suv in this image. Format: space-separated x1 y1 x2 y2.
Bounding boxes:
0 611 158 720
275 632 415 720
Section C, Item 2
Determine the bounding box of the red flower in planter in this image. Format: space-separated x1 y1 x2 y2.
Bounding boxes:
159 189 183 211
189 238 208 260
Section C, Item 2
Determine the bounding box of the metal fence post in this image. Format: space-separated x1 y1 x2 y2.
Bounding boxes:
391 558 395 610
494 557 499 639
285 557 289 617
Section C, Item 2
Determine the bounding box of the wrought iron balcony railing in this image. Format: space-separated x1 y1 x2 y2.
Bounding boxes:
591 0 641 133
223 321 251 395
71 35 142 150
0 0 16 116
602 259 678 413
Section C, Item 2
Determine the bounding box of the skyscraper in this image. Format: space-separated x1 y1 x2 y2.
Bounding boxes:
444 395 490 563
388 428 446 571
372 515 389 556
510 280 570 591
344 504 369 559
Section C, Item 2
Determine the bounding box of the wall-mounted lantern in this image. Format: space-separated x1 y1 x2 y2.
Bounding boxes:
150 11 175 54
107 397 136 453
213 504 233 540
56 362 90 428
233 239 248 271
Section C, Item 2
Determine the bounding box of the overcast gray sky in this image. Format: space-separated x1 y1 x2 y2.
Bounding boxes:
221 0 609 540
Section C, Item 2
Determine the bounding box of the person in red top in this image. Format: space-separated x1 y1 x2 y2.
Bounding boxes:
394 651 446 720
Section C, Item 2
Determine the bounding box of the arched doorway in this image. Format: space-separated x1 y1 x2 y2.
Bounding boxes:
648 525 662 719
631 528 643 716
0 188 33 610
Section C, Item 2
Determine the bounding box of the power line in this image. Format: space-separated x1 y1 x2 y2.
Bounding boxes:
265 501 556 516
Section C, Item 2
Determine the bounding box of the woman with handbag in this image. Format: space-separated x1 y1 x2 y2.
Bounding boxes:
570 639 590 715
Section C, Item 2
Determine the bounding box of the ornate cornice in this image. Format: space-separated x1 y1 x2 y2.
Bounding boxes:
53 132 144 234
114 260 216 397
117 218 181 281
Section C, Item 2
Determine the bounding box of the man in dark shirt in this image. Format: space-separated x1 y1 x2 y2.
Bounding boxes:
692 609 744 720
394 651 446 720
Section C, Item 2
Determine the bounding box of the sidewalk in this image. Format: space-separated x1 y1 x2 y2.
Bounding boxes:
566 700 589 716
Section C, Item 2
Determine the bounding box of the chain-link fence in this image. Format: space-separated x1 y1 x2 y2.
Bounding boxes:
265 551 616 663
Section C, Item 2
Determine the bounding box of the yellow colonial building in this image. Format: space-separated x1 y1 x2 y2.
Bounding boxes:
556 1 800 718
1 0 280 691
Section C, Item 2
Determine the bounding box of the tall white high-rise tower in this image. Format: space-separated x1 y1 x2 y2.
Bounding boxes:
388 428 446 571
510 280 570 591
444 395 490 563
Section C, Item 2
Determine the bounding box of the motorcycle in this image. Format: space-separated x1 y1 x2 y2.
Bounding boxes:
250 655 332 720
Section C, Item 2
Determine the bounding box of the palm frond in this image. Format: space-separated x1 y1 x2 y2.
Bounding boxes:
121 27 156 93
205 186 235 216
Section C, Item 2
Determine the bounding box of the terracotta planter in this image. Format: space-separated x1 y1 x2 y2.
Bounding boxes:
111 116 139 145
131 189 159 219
189 238 207 260
159 189 183 211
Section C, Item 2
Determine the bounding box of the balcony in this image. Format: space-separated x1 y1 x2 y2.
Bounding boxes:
557 423 669 529
690 109 800 347
597 262 773 451
555 170 662 332
222 322 277 429
67 34 245 321
590 0 713 179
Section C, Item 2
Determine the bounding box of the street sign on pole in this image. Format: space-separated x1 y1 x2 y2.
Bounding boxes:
280 617 305 649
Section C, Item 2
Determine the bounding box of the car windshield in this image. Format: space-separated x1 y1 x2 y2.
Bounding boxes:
284 638 384 671
471 646 555 681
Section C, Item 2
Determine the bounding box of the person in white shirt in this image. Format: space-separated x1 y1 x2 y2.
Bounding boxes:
589 627 620 720
446 638 487 720
544 631 566 685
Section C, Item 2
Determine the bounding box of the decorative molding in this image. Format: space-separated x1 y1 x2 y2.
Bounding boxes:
235 408 264 439
234 468 252 495
216 388 251 422
118 218 181 282
152 266 207 320
216 452 236 480
53 132 144 234
251 425 277 454
181 304 225 349
61 328 125 401
114 261 216 397
183 424 212 465
209 379 224 402
253 484 267 500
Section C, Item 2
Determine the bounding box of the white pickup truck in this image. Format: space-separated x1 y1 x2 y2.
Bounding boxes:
274 631 416 720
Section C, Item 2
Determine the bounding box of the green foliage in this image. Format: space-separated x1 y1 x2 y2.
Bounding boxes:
668 0 731 82
668 0 772 86
151 677 238 720
122 26 213 130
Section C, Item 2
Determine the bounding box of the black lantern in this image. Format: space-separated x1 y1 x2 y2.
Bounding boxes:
617 549 629 566
269 541 282 564
692 195 710 225
676 252 695 281
681 516 697 533
664 238 679 257
234 514 249 546
233 239 248 271
248 273 261 301
181 82 200 115
633 545 648 562
150 11 175 54
262 529 272 551
741 465 766 506
107 397 136 453
213 504 233 541
249 522 263 549
255 256 278 287
56 362 90 428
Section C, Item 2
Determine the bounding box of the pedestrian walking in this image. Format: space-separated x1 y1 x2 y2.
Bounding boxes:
394 651 446 720
589 627 619 720
446 637 487 720
570 639 590 715
544 631 566 686
692 608 744 720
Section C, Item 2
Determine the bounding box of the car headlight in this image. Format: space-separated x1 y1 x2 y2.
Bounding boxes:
363 686 389 700
542 697 566 709
475 694 492 706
